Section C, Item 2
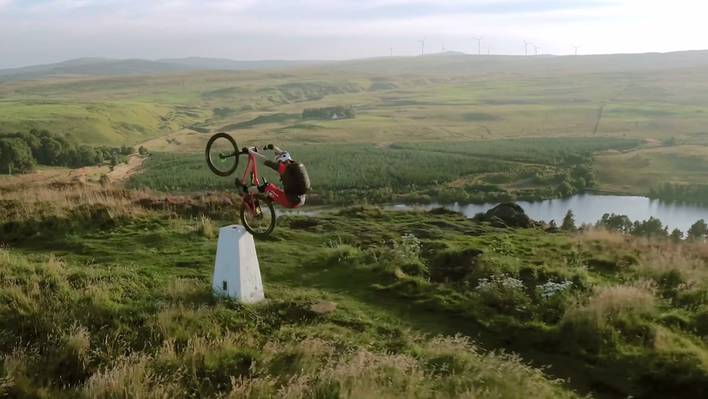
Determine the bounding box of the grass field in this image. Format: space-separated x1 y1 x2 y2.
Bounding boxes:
0 180 706 398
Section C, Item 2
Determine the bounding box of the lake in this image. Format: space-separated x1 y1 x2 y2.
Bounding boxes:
386 194 708 232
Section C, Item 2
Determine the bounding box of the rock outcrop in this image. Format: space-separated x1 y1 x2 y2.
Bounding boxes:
472 202 536 228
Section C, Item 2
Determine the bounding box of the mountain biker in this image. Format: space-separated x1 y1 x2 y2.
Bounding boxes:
237 144 310 208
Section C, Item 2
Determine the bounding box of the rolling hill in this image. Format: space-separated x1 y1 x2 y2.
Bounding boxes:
3 50 708 155
318 49 708 76
4 50 708 81
0 57 330 81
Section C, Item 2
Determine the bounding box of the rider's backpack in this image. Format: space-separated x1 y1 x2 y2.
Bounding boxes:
284 162 311 196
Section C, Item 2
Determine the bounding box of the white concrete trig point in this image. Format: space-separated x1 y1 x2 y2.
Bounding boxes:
212 225 264 304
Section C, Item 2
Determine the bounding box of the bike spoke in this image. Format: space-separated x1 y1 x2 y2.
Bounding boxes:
207 136 237 174
243 200 274 235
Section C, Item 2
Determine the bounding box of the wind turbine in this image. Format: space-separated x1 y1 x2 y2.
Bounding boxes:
418 38 425 56
524 40 531 56
475 37 482 55
573 46 580 56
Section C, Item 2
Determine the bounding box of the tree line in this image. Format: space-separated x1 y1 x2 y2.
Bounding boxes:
559 210 708 241
0 129 134 174
650 183 708 204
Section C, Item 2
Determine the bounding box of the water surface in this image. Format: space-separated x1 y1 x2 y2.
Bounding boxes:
387 194 708 232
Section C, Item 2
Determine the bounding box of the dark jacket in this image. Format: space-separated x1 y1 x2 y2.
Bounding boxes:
264 160 310 203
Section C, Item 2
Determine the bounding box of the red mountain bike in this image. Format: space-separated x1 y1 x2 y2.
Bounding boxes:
205 132 277 238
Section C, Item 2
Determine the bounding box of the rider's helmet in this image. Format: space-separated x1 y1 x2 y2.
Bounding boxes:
276 152 292 163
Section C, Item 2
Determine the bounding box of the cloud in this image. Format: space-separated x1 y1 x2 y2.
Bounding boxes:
0 0 707 67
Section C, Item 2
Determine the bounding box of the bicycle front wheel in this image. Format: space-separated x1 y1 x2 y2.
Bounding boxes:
240 197 276 238
205 133 239 176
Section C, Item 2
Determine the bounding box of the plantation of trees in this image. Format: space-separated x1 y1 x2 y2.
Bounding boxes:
0 129 133 174
302 105 355 120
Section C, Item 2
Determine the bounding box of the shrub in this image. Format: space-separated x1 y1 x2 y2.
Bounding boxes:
474 274 532 317
428 248 482 283
536 280 575 323
314 244 364 268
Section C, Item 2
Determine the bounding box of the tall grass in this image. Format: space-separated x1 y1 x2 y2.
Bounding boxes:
0 248 578 398
562 284 657 329
0 181 144 222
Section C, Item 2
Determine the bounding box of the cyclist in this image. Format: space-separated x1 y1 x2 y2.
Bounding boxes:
237 144 310 208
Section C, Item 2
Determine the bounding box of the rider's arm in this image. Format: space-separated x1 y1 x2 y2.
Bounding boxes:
265 160 288 175
264 160 280 172
264 144 287 174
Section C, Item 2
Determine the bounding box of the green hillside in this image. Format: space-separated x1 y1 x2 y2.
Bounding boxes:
3 51 708 197
1 181 706 398
5 52 708 147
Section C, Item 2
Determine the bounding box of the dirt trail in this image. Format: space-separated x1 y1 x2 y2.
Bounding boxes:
107 154 145 182
0 154 146 189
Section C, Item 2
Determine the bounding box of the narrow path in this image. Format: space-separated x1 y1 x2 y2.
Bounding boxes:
107 154 145 182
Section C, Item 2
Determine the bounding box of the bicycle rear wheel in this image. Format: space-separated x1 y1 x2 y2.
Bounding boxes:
206 133 239 176
240 197 276 238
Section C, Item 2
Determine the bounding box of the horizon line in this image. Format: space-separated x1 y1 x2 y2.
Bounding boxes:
3 48 708 70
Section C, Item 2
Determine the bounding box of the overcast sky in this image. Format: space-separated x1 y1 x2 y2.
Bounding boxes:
0 0 706 68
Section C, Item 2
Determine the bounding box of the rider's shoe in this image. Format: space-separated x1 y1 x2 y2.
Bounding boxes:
258 177 268 193
234 177 248 195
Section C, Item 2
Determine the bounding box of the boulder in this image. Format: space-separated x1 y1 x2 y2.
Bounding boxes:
473 202 535 228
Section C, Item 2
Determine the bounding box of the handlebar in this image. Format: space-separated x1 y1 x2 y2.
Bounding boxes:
260 144 284 154
241 144 283 159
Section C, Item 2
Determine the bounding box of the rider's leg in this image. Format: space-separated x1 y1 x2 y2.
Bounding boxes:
263 183 296 208
234 177 264 195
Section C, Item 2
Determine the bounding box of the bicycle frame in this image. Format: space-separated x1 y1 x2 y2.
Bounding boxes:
240 147 268 211
241 149 262 186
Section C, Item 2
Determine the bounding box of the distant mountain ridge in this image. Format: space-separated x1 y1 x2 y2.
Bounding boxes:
156 57 329 70
3 50 708 81
0 57 330 81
